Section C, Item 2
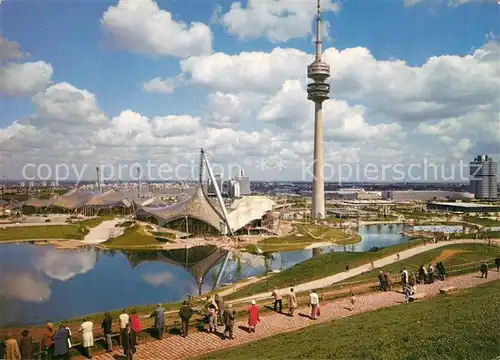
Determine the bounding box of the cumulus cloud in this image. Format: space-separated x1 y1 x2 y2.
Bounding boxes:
204 91 266 128
0 35 27 62
0 61 53 97
178 42 499 122
1 34 499 181
101 0 212 58
142 74 185 94
143 272 174 287
218 0 341 42
34 248 97 282
0 271 51 302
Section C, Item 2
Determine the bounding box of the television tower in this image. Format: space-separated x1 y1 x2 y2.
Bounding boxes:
307 0 330 219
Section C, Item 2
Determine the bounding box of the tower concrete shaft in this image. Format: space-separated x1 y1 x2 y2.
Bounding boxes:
307 0 330 220
312 102 325 219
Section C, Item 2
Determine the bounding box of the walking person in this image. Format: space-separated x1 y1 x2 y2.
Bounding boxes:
308 290 319 320
409 273 417 295
101 312 113 352
53 324 70 360
41 323 54 360
288 288 297 317
122 323 137 360
150 304 165 340
401 267 409 292
378 271 387 291
78 318 94 359
19 330 33 360
403 284 412 303
178 301 193 338
427 264 435 284
480 262 488 278
223 304 236 340
215 294 225 326
247 300 260 333
119 309 130 346
271 287 282 313
130 310 142 344
437 262 446 280
207 303 217 333
4 334 21 360
383 271 392 291
349 289 356 311
495 256 500 272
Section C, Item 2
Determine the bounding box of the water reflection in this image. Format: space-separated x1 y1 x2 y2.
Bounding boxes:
0 270 51 302
124 246 227 295
0 224 407 326
35 247 98 281
142 272 175 287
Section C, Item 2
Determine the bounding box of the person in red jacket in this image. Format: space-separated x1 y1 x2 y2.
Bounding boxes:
130 310 142 344
247 300 260 333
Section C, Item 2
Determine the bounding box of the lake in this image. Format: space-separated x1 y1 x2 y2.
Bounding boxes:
0 223 407 326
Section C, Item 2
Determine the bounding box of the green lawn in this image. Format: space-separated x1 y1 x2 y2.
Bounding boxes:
246 224 361 253
77 215 117 228
227 239 424 300
338 243 500 284
201 281 500 360
457 231 500 239
104 225 165 248
464 216 500 227
0 225 87 241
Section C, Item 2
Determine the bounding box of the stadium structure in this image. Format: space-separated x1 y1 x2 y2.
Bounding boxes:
19 150 285 236
136 150 283 236
21 188 153 216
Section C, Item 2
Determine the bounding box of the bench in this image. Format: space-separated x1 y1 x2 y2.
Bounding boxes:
439 286 457 294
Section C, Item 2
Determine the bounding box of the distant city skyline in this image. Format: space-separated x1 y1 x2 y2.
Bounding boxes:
4 157 498 183
1 0 498 182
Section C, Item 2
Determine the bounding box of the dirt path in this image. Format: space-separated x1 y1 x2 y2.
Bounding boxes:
432 249 469 264
82 218 124 244
91 273 499 360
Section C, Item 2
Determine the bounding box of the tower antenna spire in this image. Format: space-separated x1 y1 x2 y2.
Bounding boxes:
316 0 322 61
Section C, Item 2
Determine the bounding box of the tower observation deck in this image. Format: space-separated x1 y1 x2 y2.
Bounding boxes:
307 0 330 103
308 0 330 220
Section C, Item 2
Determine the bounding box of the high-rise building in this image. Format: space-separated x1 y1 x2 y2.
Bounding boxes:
470 155 498 199
307 0 330 219
208 173 223 196
235 170 250 195
228 178 241 199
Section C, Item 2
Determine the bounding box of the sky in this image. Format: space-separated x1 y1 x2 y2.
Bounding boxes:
0 0 499 183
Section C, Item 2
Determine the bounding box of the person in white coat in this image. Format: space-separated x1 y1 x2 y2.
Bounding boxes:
308 290 319 320
79 318 94 358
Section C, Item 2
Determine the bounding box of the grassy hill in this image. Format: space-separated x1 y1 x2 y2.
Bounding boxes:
201 281 500 360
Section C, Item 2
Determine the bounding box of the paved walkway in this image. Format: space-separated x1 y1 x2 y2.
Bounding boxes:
83 218 124 244
93 273 499 360
233 239 499 303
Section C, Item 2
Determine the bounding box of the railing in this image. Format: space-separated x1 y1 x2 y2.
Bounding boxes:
2 256 498 359
1 297 207 359
224 252 499 300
